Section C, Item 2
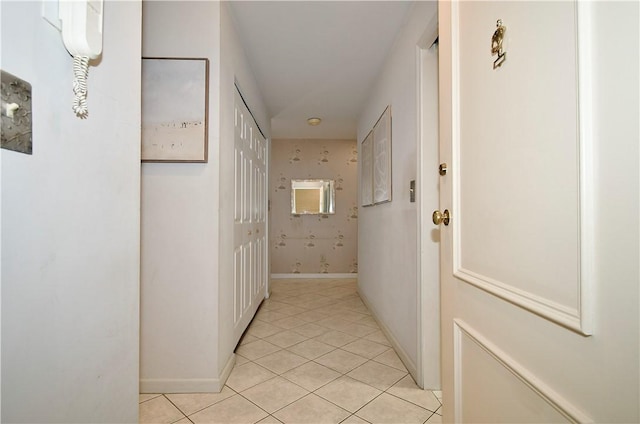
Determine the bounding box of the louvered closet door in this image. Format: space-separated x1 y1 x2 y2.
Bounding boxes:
234 88 267 343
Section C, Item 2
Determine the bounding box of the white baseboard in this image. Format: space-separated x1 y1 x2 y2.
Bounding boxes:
218 352 236 388
271 273 357 279
358 289 418 381
140 354 236 394
139 378 220 394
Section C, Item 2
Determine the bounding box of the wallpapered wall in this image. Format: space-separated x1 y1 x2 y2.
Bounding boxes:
270 139 358 274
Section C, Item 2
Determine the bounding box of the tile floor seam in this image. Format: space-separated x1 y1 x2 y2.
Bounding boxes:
286 340 340 358
138 394 163 404
171 390 236 419
281 366 332 386
235 390 283 418
307 357 354 377
243 356 363 404
162 394 189 422
424 409 443 424
356 392 435 424
281 392 353 421
243 373 280 393
242 370 315 396
345 390 387 419
312 381 384 416
382 389 438 414
278 364 342 393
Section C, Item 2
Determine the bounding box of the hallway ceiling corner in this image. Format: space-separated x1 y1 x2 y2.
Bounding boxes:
228 1 414 140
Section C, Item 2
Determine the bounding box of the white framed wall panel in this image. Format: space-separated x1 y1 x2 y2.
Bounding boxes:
450 0 593 334
453 320 591 423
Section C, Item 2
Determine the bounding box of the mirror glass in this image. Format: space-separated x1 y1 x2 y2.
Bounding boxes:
291 179 335 215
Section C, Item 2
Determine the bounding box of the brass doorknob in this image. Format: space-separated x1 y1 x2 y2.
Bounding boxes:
432 209 450 226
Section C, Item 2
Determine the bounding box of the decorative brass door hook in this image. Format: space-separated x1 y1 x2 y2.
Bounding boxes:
491 19 507 69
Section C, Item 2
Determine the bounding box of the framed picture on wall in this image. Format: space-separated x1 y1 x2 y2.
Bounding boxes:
373 106 392 204
141 57 209 162
361 131 374 206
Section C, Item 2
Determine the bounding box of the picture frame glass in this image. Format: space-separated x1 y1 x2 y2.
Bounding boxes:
141 58 209 163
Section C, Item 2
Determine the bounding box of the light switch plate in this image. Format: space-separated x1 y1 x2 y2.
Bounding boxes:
1 70 33 155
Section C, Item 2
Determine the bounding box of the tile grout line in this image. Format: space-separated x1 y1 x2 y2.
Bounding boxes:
178 386 243 421
343 389 387 420
382 385 440 414
162 393 193 423
423 407 445 424
138 393 163 404
162 394 189 423
234 389 281 421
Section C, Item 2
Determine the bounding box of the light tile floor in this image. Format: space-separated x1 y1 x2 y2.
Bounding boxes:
140 279 443 424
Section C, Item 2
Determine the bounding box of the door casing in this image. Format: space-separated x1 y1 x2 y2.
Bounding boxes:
416 10 441 391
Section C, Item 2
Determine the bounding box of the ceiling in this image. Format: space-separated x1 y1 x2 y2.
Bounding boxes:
228 1 413 140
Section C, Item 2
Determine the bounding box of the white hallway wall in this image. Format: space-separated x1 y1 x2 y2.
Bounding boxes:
141 1 270 392
141 0 221 393
1 1 141 422
357 1 439 386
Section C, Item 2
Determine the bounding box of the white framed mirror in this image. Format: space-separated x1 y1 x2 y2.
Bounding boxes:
291 179 335 215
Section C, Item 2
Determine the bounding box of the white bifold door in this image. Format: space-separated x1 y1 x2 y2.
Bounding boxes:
233 88 268 344
438 1 638 423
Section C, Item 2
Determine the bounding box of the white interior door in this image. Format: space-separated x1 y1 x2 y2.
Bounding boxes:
234 88 267 343
438 1 638 422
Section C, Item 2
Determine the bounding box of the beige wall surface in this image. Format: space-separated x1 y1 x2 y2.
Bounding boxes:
270 139 358 274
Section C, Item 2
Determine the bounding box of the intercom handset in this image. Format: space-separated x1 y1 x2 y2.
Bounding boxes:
59 0 104 118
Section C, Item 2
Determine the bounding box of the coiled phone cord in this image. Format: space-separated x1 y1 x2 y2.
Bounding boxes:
72 55 90 118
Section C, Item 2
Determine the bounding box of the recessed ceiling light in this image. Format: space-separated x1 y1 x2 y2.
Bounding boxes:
307 117 322 126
